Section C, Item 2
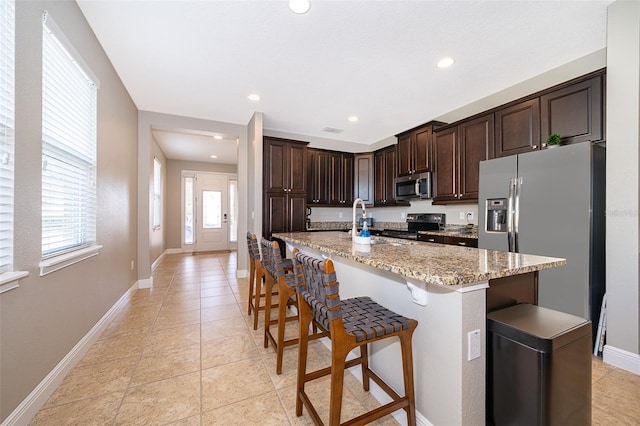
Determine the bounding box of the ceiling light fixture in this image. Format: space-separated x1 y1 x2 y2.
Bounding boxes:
348 116 358 122
247 93 260 101
210 155 218 159
437 57 455 69
289 0 310 14
214 135 223 140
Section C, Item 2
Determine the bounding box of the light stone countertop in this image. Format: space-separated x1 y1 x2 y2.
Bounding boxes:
273 231 565 288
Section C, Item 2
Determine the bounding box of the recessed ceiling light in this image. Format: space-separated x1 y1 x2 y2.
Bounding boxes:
214 135 223 140
247 93 260 101
289 0 310 14
348 116 358 122
210 155 218 159
437 57 455 69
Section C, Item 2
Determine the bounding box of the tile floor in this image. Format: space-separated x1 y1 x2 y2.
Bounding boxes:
30 252 640 425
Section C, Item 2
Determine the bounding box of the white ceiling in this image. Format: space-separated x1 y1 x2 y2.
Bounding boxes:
151 129 238 164
77 0 611 163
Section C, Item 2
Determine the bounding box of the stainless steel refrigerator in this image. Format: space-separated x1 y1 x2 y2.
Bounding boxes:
478 142 605 341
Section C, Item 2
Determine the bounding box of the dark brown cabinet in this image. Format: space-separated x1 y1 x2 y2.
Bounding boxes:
418 233 478 248
540 75 603 145
396 121 445 176
374 146 400 206
263 137 308 238
495 98 540 158
354 153 374 206
329 152 354 205
418 234 446 244
434 114 494 203
306 148 330 205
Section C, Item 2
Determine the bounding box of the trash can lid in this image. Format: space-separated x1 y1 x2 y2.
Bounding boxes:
487 304 591 353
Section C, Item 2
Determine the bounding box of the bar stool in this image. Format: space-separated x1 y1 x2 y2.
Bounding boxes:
246 232 270 330
261 239 327 375
292 250 418 426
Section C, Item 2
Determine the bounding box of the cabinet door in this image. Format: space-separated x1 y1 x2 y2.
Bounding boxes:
288 142 307 193
374 151 385 203
459 114 494 201
288 194 307 232
419 234 445 244
264 139 287 192
263 192 287 238
414 126 433 173
341 154 354 205
383 147 397 202
397 133 413 177
354 153 374 206
433 127 458 202
445 236 478 248
540 76 603 145
328 152 342 205
495 98 540 158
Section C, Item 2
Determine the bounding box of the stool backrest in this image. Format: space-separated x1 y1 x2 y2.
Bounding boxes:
293 251 341 330
246 233 260 260
259 238 287 278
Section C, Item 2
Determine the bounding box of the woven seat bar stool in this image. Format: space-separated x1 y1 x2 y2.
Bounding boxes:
246 232 276 330
292 250 418 426
261 239 327 375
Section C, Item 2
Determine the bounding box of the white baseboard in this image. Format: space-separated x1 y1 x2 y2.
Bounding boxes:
136 276 153 289
1 281 139 426
165 248 184 255
236 269 248 279
151 251 166 271
603 345 640 375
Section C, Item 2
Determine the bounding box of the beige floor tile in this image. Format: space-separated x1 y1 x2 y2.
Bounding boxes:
153 307 202 331
162 298 202 313
592 355 614 383
30 391 124 426
80 333 146 366
144 323 201 354
201 333 260 369
201 294 238 308
201 358 275 411
112 303 161 323
201 304 243 322
100 312 156 340
201 390 288 425
201 280 230 289
167 414 202 425
592 366 640 422
131 345 201 386
166 289 202 301
115 372 201 425
168 283 202 293
201 286 234 298
201 317 251 341
44 356 138 408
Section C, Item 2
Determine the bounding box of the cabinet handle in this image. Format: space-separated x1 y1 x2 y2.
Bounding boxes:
458 242 467 246
532 145 538 149
542 143 547 148
427 238 435 242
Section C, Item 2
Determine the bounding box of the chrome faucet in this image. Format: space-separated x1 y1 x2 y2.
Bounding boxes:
351 198 367 241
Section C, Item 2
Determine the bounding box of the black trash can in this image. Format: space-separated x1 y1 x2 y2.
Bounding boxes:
487 304 592 426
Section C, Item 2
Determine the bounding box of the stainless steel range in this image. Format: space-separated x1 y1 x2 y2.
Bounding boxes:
381 213 446 240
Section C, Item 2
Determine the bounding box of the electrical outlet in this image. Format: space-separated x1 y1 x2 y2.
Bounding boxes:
130 260 135 271
468 329 481 361
466 211 474 221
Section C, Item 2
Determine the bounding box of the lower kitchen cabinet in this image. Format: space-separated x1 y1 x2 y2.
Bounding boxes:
418 234 446 244
263 192 306 238
418 233 478 248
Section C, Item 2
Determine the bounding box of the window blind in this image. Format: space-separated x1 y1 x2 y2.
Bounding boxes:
0 0 15 274
41 12 98 258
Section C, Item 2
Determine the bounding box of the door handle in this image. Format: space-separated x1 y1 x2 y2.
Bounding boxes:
223 213 228 223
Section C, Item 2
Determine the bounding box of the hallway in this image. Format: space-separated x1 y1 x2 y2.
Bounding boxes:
30 252 640 425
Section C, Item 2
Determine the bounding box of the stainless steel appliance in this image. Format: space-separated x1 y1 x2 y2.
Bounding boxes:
394 172 432 200
381 213 445 240
478 143 605 341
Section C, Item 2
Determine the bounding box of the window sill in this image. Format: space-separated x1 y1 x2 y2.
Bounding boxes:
0 271 30 294
39 245 103 276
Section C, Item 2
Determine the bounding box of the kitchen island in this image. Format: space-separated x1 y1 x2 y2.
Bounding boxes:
274 231 566 425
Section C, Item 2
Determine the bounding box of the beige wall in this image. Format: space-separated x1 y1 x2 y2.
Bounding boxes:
2 0 138 421
165 160 237 249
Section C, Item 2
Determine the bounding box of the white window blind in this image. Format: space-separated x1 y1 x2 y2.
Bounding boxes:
0 0 15 274
153 157 161 229
42 12 98 258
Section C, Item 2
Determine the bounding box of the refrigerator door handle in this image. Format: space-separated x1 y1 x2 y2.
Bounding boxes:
514 177 522 253
507 178 515 252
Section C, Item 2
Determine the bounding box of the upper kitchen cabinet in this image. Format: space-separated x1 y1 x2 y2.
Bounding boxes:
354 153 374 206
375 145 406 206
396 121 446 176
306 148 330 205
495 98 541 158
264 136 307 193
540 75 603 145
433 114 494 203
329 152 354 206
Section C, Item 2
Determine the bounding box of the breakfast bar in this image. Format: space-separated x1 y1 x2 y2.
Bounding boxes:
274 231 566 425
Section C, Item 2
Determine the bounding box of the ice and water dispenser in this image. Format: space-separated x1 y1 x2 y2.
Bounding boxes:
486 198 508 232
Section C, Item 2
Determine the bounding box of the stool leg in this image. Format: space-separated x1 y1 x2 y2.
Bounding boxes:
359 343 370 392
329 347 348 426
296 303 313 417
247 260 255 315
253 271 263 330
399 330 417 426
263 274 275 348
276 283 294 374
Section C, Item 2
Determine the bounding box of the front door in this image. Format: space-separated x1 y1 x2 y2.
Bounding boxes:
195 173 228 252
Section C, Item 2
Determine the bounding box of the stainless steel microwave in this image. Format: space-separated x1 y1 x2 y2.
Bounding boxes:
394 172 432 200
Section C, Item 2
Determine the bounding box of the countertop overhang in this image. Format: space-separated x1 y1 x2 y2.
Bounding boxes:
273 231 566 288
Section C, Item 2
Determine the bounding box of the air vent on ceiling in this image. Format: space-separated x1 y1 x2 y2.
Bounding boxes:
321 127 344 134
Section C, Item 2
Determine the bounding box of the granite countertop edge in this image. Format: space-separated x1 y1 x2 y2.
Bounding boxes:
274 231 565 288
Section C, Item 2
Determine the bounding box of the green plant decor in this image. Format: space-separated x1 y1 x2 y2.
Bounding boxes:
547 133 562 146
